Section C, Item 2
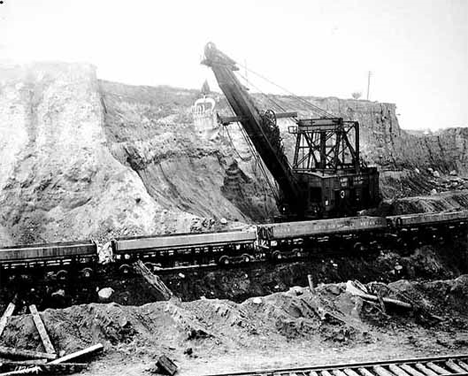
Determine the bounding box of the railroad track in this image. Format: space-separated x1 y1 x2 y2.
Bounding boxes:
204 354 468 376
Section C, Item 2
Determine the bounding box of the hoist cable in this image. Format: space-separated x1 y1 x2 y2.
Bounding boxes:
236 61 336 119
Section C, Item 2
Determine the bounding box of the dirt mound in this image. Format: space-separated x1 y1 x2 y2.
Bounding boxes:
3 276 468 375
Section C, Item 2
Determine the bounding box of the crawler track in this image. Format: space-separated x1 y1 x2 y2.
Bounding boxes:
204 354 468 376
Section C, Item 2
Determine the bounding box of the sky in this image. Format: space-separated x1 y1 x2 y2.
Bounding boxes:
0 0 467 130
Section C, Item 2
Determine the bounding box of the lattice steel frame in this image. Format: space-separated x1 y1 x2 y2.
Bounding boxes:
290 117 361 173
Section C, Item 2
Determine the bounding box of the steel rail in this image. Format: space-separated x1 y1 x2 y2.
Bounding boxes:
203 354 468 376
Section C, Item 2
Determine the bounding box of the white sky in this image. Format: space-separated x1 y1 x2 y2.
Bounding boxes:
1 0 467 130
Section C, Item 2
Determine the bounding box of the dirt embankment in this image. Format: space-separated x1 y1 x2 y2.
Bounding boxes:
1 63 468 245
2 275 468 375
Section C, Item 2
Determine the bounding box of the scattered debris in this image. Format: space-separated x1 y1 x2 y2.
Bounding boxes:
48 343 104 365
0 346 56 360
0 302 103 375
98 287 115 302
29 305 55 356
51 290 65 299
0 303 15 337
346 281 412 309
307 274 314 291
133 260 173 300
155 355 178 375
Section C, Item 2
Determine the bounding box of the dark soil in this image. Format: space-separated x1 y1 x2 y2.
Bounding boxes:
1 233 467 312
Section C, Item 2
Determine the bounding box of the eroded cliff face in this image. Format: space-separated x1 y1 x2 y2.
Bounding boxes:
0 64 215 245
98 81 277 225
0 63 467 245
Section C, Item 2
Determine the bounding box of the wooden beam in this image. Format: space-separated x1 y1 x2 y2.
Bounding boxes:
0 359 47 366
0 362 87 376
28 305 55 355
0 303 15 338
0 366 41 376
133 260 173 300
48 343 104 365
0 346 57 360
156 355 178 376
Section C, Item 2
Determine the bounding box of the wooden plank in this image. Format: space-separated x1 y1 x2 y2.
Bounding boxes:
0 303 15 337
399 364 426 376
0 366 41 376
0 361 87 376
133 260 173 300
414 364 439 376
343 369 361 376
0 359 47 366
0 346 57 360
48 343 103 364
332 370 348 376
41 363 88 373
156 355 178 376
389 364 411 376
308 274 315 292
28 305 55 355
373 365 395 376
445 360 465 373
426 363 449 375
358 368 375 376
457 361 468 372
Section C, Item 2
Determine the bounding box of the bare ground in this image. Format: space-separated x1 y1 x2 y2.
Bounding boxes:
3 276 468 376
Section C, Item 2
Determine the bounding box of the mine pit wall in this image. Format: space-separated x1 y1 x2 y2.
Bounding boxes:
0 65 212 246
1 62 468 245
98 80 278 225
266 96 468 200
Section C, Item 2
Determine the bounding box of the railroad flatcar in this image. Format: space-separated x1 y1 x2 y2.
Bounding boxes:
112 227 258 271
0 240 98 280
258 216 388 240
256 216 389 259
388 210 468 228
0 210 467 277
386 210 468 247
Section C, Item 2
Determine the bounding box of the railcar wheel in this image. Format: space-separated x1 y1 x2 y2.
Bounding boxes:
241 254 252 263
56 270 68 281
80 267 93 279
353 242 364 252
292 248 302 258
119 264 132 274
218 255 230 265
272 250 282 260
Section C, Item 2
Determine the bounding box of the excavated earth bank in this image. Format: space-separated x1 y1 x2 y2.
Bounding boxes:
2 276 468 375
1 63 468 245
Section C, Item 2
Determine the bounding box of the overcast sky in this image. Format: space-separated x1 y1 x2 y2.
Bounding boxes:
1 0 467 130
